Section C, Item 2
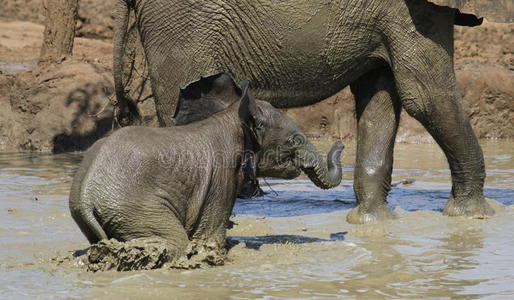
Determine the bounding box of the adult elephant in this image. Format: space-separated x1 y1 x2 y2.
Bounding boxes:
113 0 513 224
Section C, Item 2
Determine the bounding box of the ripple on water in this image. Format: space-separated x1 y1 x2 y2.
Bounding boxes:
0 141 514 299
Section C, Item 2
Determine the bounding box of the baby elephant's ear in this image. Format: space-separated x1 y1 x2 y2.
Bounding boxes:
174 73 241 125
238 80 259 129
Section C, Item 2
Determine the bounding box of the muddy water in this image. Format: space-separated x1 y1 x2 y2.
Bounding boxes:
1 141 513 299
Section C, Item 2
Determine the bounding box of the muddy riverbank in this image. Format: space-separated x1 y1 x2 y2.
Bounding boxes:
1 140 513 299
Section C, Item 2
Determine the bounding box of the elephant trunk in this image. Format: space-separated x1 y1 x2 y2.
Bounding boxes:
295 141 344 189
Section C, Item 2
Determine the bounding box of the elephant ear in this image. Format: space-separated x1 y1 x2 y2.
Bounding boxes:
238 80 264 141
237 80 263 198
427 0 514 23
174 73 242 125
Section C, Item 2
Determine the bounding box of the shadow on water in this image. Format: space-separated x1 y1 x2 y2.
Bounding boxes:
227 232 347 250
233 180 355 217
66 234 347 262
72 248 90 258
234 196 354 218
234 180 514 217
389 187 514 212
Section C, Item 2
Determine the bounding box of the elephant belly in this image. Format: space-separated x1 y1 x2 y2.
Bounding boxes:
212 0 388 108
136 0 389 110
248 55 385 108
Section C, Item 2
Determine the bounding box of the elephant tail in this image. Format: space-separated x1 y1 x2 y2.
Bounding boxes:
454 11 483 27
69 138 109 244
113 0 142 127
71 206 109 244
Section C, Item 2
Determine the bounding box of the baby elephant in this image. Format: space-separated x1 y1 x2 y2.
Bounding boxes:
69 74 343 262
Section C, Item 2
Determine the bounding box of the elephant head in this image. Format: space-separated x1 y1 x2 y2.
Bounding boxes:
238 82 343 189
177 73 344 190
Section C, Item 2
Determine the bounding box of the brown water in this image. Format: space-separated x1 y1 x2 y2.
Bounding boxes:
1 141 513 299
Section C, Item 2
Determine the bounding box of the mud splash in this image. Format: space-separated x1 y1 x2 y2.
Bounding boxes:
57 238 226 272
59 238 171 272
1 140 514 299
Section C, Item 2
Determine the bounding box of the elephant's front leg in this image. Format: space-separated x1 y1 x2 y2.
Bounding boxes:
346 67 401 224
185 191 236 266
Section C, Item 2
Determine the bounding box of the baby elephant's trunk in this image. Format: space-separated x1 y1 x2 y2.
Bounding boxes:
295 141 344 189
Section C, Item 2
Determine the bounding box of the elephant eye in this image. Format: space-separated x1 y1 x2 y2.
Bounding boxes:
289 133 305 147
255 122 264 130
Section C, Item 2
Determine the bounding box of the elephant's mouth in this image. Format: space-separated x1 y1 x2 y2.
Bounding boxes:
256 158 302 179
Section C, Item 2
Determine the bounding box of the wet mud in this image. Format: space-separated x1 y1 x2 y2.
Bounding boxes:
59 238 171 272
1 141 514 299
58 238 226 272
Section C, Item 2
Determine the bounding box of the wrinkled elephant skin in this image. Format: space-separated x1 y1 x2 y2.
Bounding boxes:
113 0 498 223
69 74 343 263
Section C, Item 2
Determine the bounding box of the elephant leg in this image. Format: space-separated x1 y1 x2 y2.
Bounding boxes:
146 51 193 126
388 7 493 217
346 67 401 224
150 73 180 126
158 219 189 259
120 209 189 260
190 190 237 250
183 195 233 266
191 208 231 249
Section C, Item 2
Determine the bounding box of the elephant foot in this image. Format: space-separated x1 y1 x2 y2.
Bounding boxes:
443 196 495 218
346 204 397 224
237 180 265 198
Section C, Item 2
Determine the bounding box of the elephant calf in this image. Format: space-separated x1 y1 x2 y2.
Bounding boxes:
69 74 344 262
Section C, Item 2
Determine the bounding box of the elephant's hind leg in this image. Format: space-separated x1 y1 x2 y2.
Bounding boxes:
118 207 190 261
347 67 401 224
388 6 493 218
154 220 190 262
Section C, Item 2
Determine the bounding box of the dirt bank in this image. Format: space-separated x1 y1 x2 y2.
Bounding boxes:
0 10 512 151
0 0 117 39
0 22 114 152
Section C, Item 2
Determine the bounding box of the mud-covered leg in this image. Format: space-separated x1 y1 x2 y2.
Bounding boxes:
346 67 401 224
190 207 231 252
184 192 237 266
388 5 493 217
185 223 228 267
124 210 190 260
